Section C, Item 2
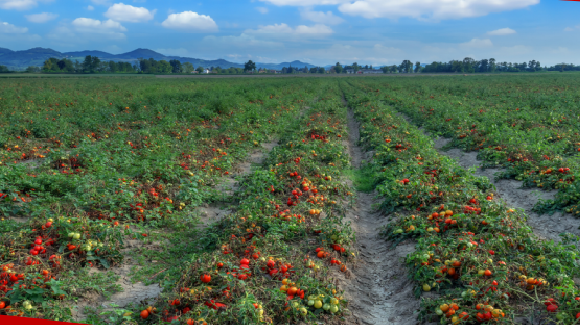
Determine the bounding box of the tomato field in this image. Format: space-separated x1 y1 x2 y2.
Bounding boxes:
0 74 579 325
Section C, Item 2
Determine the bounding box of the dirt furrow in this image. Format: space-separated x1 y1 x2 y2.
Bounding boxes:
339 106 419 325
72 138 283 322
196 139 280 226
397 112 580 242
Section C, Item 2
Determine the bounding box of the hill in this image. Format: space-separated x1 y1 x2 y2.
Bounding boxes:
0 47 316 71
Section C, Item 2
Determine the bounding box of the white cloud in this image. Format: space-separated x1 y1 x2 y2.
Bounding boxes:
340 0 539 20
487 27 515 35
87 5 94 10
161 11 218 32
260 0 539 21
460 38 493 48
564 25 579 32
71 18 127 40
259 0 346 5
72 18 126 31
295 24 333 34
300 8 344 25
104 3 156 23
246 23 333 35
0 20 28 33
0 0 51 10
256 6 269 14
25 12 58 23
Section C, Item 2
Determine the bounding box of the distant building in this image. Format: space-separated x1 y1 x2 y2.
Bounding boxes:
360 69 383 74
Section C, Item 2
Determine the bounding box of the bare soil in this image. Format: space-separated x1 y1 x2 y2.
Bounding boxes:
72 138 281 322
432 137 580 242
337 105 419 325
195 139 279 227
397 112 580 242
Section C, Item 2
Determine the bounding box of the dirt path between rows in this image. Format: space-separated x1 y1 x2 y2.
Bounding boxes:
397 113 580 243
72 137 284 322
195 139 280 226
337 103 419 325
70 102 322 323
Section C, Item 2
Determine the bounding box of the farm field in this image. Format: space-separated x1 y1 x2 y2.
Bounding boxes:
0 74 579 325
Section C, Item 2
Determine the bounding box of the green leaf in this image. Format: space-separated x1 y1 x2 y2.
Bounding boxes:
99 258 110 268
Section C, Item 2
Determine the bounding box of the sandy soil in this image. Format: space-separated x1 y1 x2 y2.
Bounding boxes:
336 105 419 325
397 112 580 242
194 139 279 227
72 238 165 321
72 138 282 322
432 137 580 242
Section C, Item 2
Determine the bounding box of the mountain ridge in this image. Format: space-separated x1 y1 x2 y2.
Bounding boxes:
0 47 317 71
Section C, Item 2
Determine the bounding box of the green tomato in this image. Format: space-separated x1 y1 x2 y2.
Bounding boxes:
323 304 330 311
329 305 339 313
299 308 307 316
307 300 315 306
73 233 80 240
314 300 322 309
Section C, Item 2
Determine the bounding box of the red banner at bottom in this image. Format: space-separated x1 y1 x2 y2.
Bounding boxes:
0 315 86 325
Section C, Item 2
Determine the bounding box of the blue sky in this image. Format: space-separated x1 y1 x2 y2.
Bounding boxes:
0 0 578 66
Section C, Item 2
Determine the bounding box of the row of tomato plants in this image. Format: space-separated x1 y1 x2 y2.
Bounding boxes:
127 83 358 325
341 80 580 324
0 79 320 320
349 75 580 217
0 78 316 225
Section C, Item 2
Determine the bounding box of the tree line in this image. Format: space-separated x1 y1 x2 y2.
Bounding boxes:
4 56 578 74
42 56 137 73
420 58 543 73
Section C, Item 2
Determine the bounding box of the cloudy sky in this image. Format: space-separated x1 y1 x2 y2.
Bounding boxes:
0 0 578 66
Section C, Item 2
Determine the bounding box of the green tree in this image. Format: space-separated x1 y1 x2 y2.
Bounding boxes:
480 59 488 72
400 60 413 73
335 62 343 74
91 56 101 73
414 61 421 73
169 59 182 73
196 66 204 73
43 58 53 72
182 62 194 73
25 66 40 73
108 61 118 73
244 60 256 72
158 60 171 74
489 58 496 72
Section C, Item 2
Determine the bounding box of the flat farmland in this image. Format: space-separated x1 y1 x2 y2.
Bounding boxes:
0 75 580 325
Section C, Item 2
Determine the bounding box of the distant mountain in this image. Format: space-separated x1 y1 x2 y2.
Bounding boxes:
63 50 114 58
0 48 15 56
114 48 167 60
0 47 317 71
